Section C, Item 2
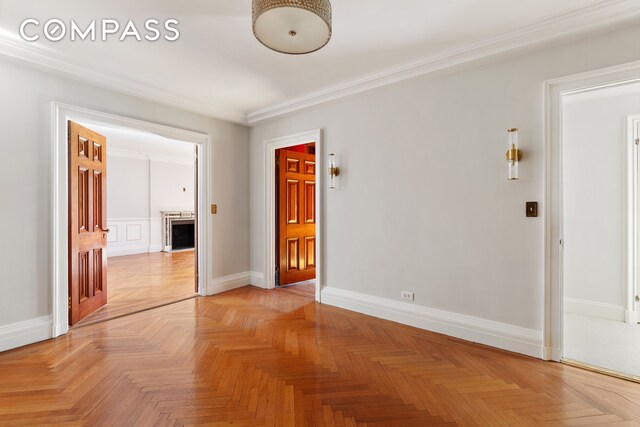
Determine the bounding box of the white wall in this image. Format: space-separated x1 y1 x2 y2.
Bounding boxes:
149 160 195 217
563 91 640 320
0 58 249 332
108 156 151 219
250 25 640 357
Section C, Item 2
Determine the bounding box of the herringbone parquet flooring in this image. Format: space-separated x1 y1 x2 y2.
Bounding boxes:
1 286 639 426
76 251 197 325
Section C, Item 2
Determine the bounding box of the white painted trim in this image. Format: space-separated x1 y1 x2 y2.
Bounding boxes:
247 0 640 125
208 272 251 295
564 298 626 322
544 60 640 361
0 31 246 125
249 271 267 289
321 287 543 359
149 244 164 254
628 115 640 325
51 102 212 340
0 316 52 353
107 217 161 222
263 130 323 303
107 246 158 258
564 82 640 104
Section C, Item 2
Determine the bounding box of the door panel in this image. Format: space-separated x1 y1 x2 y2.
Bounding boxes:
278 149 316 285
69 121 108 325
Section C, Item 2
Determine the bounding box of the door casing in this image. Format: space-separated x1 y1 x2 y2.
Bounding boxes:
264 130 323 302
543 60 640 362
51 102 211 338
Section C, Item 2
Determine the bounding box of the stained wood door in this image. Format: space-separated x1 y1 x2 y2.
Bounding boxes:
278 149 316 285
68 121 108 325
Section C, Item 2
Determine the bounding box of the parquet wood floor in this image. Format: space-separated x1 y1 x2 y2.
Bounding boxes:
277 282 316 299
76 251 197 326
1 286 639 426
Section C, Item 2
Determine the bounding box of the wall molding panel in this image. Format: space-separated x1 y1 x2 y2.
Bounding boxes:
321 287 544 359
106 218 162 257
0 316 52 353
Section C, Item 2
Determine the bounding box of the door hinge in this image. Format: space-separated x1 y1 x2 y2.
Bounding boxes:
635 138 639 146
68 296 71 311
636 295 640 303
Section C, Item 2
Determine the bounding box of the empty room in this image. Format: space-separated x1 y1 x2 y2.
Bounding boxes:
0 0 640 425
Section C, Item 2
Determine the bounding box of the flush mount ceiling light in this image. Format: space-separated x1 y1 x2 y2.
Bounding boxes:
252 0 332 55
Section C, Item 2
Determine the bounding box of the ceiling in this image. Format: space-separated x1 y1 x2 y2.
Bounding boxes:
82 123 195 161
0 0 639 125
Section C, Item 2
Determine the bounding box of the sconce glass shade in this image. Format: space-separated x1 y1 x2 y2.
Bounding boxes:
328 153 339 189
506 128 521 180
252 0 332 55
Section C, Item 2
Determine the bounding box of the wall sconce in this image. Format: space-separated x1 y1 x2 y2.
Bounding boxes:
328 153 340 189
506 128 522 180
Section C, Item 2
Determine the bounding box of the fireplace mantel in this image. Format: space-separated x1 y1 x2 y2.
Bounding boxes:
161 211 195 252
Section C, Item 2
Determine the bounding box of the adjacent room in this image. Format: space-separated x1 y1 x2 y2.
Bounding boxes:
562 82 640 379
0 0 640 425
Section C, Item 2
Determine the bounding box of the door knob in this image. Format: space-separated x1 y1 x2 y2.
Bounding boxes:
104 228 111 233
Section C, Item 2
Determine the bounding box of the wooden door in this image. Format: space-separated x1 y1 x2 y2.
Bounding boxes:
278 149 316 285
68 121 108 325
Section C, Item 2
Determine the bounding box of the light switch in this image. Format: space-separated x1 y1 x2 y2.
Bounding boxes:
526 202 538 218
211 204 218 214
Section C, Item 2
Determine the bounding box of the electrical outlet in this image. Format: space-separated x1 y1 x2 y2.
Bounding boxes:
401 291 414 302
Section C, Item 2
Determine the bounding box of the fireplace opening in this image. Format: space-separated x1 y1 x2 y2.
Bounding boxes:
171 220 195 251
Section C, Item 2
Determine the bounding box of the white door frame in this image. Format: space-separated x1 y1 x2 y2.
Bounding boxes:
628 115 640 324
543 60 640 361
51 102 212 337
263 129 323 302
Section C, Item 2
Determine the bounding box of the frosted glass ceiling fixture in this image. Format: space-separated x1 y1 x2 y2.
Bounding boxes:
252 0 332 55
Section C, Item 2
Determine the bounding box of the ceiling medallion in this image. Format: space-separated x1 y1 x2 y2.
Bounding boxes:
252 0 332 55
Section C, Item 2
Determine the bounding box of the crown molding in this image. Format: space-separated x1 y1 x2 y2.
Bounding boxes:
1 1 638 127
0 32 248 125
247 0 640 125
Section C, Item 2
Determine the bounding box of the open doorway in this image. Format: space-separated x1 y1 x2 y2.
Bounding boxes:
68 121 199 326
275 143 316 298
263 129 323 302
561 82 640 380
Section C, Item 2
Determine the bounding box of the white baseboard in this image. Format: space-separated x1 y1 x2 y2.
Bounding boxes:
107 245 152 257
0 316 52 353
148 244 163 253
208 272 251 295
564 298 626 322
321 287 543 359
249 271 267 289
543 346 562 361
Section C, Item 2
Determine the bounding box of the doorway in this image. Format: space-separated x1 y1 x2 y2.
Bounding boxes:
51 103 211 337
263 129 323 302
561 84 640 379
545 70 640 380
68 121 200 326
275 143 317 298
